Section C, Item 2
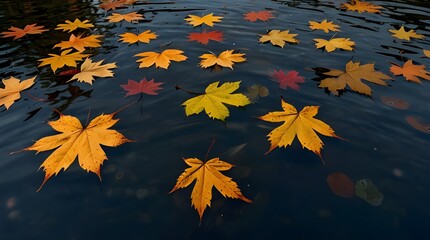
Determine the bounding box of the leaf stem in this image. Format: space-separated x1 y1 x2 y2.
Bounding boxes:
205 139 216 161
175 85 202 95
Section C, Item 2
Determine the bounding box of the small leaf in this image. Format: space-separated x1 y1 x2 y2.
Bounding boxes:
355 179 384 206
184 13 223 27
243 10 274 22
187 30 224 45
380 96 409 110
406 116 430 134
327 172 355 198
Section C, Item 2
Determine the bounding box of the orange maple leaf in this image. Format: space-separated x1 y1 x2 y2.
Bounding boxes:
244 10 274 22
390 60 430 83
53 34 102 52
187 30 224 45
1 24 48 40
106 12 143 23
99 1 125 11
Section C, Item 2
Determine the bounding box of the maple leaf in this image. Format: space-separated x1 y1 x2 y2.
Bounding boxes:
56 19 94 32
170 157 252 221
182 81 250 121
187 30 224 45
199 50 246 69
24 111 131 191
0 24 48 40
389 26 424 41
70 58 117 85
134 49 187 69
106 12 143 23
424 49 430 58
99 1 125 11
244 10 274 22
184 13 223 27
119 31 157 44
317 61 392 96
314 38 355 52
53 34 102 52
121 78 164 96
390 60 430 83
342 0 382 13
259 30 299 48
0 76 36 109
244 84 269 103
259 98 340 157
309 19 340 33
38 49 89 73
271 70 305 90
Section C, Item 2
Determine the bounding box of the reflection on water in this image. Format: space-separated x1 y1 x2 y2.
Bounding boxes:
1 0 430 239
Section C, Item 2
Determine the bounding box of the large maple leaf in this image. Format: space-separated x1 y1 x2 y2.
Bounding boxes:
317 61 392 96
55 19 94 32
38 49 89 73
106 12 143 23
134 49 187 69
24 111 131 191
342 0 382 13
70 58 117 85
121 78 164 96
389 26 424 41
170 157 252 221
259 98 341 157
271 70 305 90
0 76 36 109
184 13 223 27
53 34 102 52
390 60 430 83
187 30 224 45
259 30 299 48
199 50 246 69
1 24 48 40
182 81 250 121
314 38 355 52
309 19 340 33
119 31 157 44
243 10 274 22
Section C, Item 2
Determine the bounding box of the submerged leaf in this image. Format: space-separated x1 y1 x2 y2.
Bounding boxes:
121 78 164 96
327 172 355 198
244 84 269 103
406 116 430 134
380 96 409 110
244 10 274 22
355 179 384 206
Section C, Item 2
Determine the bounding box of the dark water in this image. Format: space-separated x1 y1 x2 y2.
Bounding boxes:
0 0 429 239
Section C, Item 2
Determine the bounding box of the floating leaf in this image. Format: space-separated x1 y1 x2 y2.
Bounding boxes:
389 26 424 41
99 1 125 11
187 30 224 45
70 58 117 85
314 38 355 52
38 49 89 73
355 179 384 206
309 19 340 33
327 172 355 198
0 76 36 109
259 30 299 48
424 49 430 58
53 34 102 52
55 19 94 32
390 60 430 83
0 24 48 40
119 31 157 44
342 0 382 13
380 96 409 110
244 10 274 22
121 78 164 96
134 49 187 69
406 116 430 134
199 50 246 69
106 12 143 23
271 70 305 90
184 13 223 27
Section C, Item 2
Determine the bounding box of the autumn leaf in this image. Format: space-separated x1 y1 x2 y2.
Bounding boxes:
119 31 157 44
314 38 355 52
99 1 125 11
106 12 143 23
0 24 48 40
55 19 94 32
134 49 187 69
53 34 102 52
121 78 164 96
424 50 430 58
271 70 305 90
244 84 269 103
327 172 355 198
309 20 340 33
182 81 250 121
317 61 392 96
389 26 424 41
38 49 90 73
184 13 223 27
24 111 131 191
199 50 246 69
0 76 36 109
244 10 274 22
70 58 117 85
259 30 299 48
187 30 224 45
390 60 430 83
170 157 252 221
259 98 340 157
342 0 382 13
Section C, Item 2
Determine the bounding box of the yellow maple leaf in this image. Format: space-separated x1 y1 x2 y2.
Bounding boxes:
106 12 143 23
389 26 424 41
309 19 340 33
0 76 36 109
118 31 157 44
38 49 89 73
199 50 246 69
55 19 94 32
342 0 382 13
259 98 341 157
390 60 430 83
424 50 430 58
318 61 392 96
184 13 223 27
1 24 48 40
170 157 252 221
24 112 131 191
53 34 102 52
314 38 355 52
259 30 299 48
134 49 187 69
182 81 250 121
70 58 117 85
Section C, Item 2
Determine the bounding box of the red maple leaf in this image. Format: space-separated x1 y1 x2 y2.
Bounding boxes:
271 70 305 90
244 10 274 22
121 78 164 96
187 30 224 45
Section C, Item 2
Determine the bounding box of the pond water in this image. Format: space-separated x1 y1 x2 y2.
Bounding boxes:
1 0 429 239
